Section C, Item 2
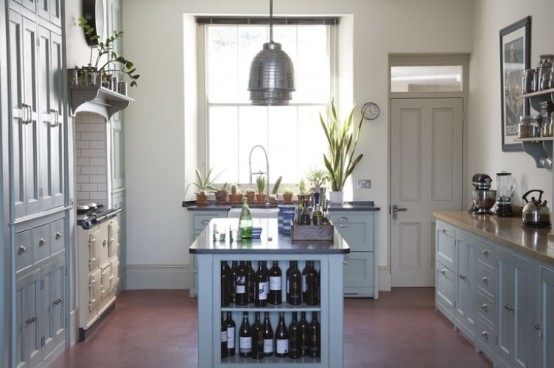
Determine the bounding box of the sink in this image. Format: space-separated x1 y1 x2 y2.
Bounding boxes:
228 207 279 218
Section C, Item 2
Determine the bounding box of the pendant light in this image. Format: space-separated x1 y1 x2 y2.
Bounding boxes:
248 0 295 106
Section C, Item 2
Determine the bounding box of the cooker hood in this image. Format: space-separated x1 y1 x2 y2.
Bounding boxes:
69 85 134 120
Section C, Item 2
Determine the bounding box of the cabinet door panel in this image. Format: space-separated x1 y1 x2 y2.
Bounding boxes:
436 260 455 322
538 265 554 368
16 230 32 272
330 213 373 251
436 221 455 270
343 252 373 296
41 256 65 358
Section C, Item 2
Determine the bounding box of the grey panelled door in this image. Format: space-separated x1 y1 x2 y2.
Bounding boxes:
390 98 463 287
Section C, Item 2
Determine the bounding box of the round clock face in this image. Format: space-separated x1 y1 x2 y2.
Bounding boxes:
361 102 380 120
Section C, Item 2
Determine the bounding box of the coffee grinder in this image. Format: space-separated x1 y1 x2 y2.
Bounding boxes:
494 172 515 217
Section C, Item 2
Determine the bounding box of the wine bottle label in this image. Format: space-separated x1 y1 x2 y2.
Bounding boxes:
263 339 273 353
239 337 252 352
221 330 227 342
258 282 268 300
227 327 235 348
236 284 245 294
276 339 289 354
269 276 281 290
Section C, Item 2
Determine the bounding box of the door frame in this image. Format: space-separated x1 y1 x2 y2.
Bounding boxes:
387 54 470 288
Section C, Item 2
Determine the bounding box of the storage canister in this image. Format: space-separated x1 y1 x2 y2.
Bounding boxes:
518 115 541 138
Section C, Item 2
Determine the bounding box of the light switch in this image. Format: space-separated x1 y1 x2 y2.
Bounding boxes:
357 179 371 189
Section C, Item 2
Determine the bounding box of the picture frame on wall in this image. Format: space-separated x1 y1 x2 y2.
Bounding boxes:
500 16 531 152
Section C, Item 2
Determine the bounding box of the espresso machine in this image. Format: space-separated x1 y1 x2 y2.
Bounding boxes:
494 172 515 217
470 173 496 214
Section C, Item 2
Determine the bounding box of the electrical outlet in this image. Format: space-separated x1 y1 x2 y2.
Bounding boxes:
357 179 371 189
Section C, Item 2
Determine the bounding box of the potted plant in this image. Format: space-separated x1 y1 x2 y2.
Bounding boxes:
297 179 310 203
185 164 222 205
245 189 256 204
270 176 282 204
320 100 364 203
76 17 140 88
307 168 329 196
282 188 294 204
215 182 229 204
255 175 267 204
228 184 242 204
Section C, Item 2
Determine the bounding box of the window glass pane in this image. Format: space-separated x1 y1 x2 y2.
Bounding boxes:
390 65 463 92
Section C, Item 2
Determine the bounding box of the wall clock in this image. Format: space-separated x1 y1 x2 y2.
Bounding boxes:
82 0 104 46
361 102 380 120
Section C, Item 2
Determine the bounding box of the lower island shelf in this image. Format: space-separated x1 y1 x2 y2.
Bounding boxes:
190 218 350 368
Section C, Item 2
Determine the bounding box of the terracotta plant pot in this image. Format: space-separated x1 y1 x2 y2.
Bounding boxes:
283 193 293 204
256 194 266 204
229 193 242 204
245 193 255 204
196 192 209 205
215 190 228 204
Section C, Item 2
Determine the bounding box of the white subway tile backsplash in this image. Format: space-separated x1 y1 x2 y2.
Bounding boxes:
81 166 99 175
81 183 98 191
90 175 107 183
90 157 107 166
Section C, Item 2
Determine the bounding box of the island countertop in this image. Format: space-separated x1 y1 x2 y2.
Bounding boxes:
189 218 351 255
434 211 554 265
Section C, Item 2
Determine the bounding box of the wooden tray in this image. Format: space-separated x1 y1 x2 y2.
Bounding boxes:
291 221 334 241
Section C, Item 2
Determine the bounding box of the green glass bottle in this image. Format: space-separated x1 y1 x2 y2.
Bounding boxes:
239 197 253 239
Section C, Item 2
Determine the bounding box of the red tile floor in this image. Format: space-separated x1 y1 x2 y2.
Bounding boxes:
46 288 492 368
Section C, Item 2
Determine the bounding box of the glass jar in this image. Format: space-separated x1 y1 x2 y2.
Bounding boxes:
543 116 554 137
523 68 535 93
518 115 541 138
541 67 552 90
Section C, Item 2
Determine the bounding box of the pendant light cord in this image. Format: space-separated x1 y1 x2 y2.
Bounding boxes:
269 0 274 43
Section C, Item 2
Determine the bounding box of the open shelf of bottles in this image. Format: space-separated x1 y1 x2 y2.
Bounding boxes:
220 259 322 365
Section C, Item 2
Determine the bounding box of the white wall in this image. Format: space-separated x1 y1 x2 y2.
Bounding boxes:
119 0 474 290
468 0 553 207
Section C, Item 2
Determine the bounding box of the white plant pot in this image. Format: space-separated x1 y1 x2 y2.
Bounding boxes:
329 191 344 204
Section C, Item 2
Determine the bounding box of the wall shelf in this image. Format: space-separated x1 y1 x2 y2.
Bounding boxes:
69 85 134 121
520 88 554 111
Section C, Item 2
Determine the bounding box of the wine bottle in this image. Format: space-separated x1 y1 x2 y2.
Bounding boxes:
268 261 282 305
275 312 289 357
235 261 248 305
299 198 311 225
221 312 228 358
251 312 264 360
302 261 319 306
311 192 323 225
239 312 252 357
287 261 302 305
238 197 253 239
221 261 232 307
230 261 238 303
299 311 309 356
308 312 320 358
224 312 236 356
288 312 301 359
246 261 255 304
254 260 269 307
263 312 274 356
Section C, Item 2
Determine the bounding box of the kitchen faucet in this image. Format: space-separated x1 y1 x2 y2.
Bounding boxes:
248 145 270 206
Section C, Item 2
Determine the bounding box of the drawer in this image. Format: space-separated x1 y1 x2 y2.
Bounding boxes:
343 252 374 297
435 261 455 310
32 223 50 264
476 291 496 327
193 214 223 232
436 222 455 270
50 218 65 255
476 318 496 359
476 262 496 298
15 230 32 272
476 239 496 268
330 213 373 252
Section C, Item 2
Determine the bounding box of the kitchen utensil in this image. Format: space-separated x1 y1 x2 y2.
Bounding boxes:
522 189 551 227
494 172 515 217
472 190 496 214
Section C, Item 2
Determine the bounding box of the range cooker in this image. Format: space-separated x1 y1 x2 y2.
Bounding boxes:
77 204 121 341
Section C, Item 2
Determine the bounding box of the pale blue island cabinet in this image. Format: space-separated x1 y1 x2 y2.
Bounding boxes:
434 211 554 368
189 218 350 368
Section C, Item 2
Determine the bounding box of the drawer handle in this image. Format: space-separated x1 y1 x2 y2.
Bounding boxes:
481 330 488 340
102 240 107 246
481 303 488 312
481 276 488 284
53 298 62 305
201 219 210 225
458 274 467 280
26 316 36 325
504 303 514 311
339 216 349 222
38 238 46 246
440 269 447 275
55 232 62 240
18 245 27 255
482 249 489 256
440 228 447 233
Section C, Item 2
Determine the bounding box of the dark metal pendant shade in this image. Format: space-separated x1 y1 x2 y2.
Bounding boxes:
248 0 295 106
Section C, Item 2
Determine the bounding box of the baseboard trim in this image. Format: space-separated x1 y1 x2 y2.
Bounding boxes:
125 264 190 290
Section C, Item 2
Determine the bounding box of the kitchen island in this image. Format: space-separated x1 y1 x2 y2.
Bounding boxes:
189 218 350 368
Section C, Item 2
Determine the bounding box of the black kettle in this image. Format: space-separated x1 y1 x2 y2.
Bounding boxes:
522 189 551 227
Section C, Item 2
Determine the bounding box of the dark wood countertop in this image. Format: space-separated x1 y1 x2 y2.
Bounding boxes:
434 211 554 265
189 218 351 255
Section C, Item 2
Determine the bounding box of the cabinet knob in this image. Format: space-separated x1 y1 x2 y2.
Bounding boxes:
53 298 62 305
18 245 27 255
55 232 62 240
440 269 447 275
440 228 447 233
504 303 514 311
482 249 489 256
481 276 488 284
535 324 541 331
339 216 349 222
26 316 36 325
481 330 488 339
481 303 488 311
459 274 467 280
38 238 46 246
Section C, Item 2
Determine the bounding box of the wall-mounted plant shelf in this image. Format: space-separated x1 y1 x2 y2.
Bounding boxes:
515 137 553 170
520 88 554 112
69 85 134 121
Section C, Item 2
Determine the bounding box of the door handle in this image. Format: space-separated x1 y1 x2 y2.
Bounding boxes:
391 204 407 220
